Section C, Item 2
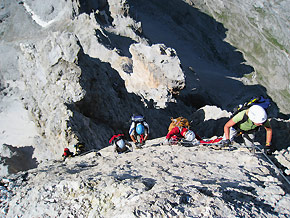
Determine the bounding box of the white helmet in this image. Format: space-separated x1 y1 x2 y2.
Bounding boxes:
248 105 267 123
116 139 125 149
184 130 195 141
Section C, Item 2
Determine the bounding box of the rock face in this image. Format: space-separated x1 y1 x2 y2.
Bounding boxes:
128 43 185 108
0 1 290 215
191 0 290 114
1 0 191 165
1 138 290 217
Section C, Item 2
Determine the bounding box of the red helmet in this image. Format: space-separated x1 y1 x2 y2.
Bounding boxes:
64 148 69 152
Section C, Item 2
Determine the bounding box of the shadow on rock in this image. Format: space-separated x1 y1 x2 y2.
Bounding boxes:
66 1 286 152
67 49 199 151
127 0 284 115
0 144 38 175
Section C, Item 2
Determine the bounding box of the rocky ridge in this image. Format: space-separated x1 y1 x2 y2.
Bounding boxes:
1 137 290 217
0 105 290 217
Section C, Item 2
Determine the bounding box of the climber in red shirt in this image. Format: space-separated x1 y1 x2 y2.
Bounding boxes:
163 126 201 145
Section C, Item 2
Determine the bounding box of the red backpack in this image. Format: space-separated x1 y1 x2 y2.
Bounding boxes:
109 134 124 144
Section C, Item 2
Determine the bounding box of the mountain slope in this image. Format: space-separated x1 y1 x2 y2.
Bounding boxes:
0 1 290 216
1 137 290 217
190 0 290 114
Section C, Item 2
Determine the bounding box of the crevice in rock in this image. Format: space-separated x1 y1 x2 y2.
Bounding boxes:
178 93 211 109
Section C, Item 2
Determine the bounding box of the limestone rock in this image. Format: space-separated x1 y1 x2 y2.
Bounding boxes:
0 1 289 207
1 139 289 217
106 0 145 43
19 32 85 157
128 43 185 108
22 0 80 27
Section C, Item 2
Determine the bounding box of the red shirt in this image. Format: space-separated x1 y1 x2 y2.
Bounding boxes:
166 127 188 140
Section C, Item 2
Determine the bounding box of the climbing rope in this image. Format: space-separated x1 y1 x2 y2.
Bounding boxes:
254 145 290 187
77 149 101 157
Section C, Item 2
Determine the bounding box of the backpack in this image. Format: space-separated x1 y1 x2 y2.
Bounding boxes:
231 95 271 132
109 134 124 144
231 95 271 118
74 142 86 155
131 114 145 123
168 117 190 133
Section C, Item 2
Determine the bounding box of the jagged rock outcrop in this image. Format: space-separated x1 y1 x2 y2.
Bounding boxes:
17 12 186 153
19 32 85 154
128 43 185 108
1 0 190 166
1 138 289 217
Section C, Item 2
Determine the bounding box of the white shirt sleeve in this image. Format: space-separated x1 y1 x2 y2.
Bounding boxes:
144 121 150 134
129 122 136 135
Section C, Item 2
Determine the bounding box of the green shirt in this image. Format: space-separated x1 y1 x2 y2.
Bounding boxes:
232 110 271 131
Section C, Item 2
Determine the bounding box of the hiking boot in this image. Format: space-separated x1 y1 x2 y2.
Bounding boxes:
220 139 230 147
264 146 274 155
136 143 142 149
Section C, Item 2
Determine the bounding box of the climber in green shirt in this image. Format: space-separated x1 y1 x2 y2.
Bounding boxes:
222 105 273 154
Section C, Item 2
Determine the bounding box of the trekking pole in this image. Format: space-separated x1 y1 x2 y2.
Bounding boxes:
254 145 290 187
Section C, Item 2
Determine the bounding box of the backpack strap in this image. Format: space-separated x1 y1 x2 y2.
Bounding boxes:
233 112 249 132
232 110 260 133
178 126 183 133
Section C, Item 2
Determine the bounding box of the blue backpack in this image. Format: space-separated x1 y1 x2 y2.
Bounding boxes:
231 95 271 118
